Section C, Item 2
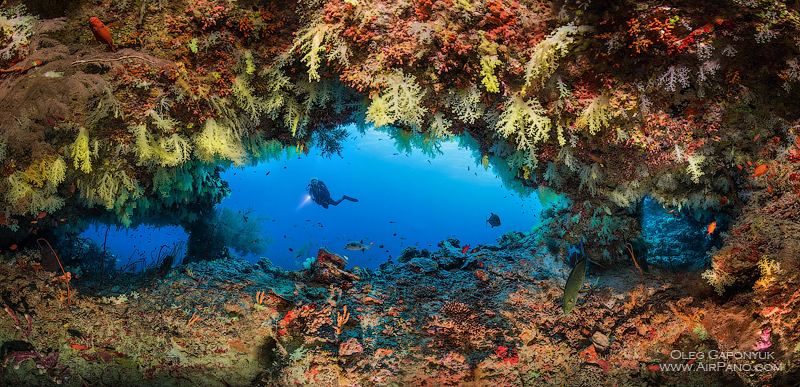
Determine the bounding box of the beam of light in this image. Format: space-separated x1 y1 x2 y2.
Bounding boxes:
297 194 312 210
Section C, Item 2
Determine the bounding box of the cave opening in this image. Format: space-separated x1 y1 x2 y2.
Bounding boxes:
79 125 542 271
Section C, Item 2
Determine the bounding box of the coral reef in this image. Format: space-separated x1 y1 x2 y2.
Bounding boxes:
2 0 800 384
0 0 797 266
1 229 798 386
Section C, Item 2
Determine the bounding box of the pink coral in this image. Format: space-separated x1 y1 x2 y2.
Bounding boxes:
339 338 363 356
754 329 771 351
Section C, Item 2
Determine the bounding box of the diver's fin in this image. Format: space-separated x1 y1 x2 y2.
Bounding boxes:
343 195 358 202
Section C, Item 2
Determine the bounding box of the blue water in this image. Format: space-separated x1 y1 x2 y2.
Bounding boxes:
81 125 542 270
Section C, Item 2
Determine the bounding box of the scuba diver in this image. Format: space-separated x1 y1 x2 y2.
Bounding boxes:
307 179 358 209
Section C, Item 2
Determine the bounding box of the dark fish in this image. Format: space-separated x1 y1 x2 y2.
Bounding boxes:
379 245 385 248
563 241 587 315
266 171 270 176
486 213 501 228
289 248 293 252
393 233 397 236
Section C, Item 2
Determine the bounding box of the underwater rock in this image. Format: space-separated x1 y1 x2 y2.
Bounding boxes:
433 238 465 266
352 266 373 280
209 256 254 280
640 197 724 270
310 248 359 285
406 257 439 273
497 231 526 248
437 237 462 253
398 246 431 263
257 257 285 276
591 331 610 350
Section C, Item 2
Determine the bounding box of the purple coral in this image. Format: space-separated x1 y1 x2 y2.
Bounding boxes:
3 350 40 369
3 350 69 384
754 329 771 351
3 306 31 340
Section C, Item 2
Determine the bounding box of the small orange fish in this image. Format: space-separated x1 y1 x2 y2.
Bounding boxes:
747 161 753 167
751 164 769 178
668 209 675 214
36 212 47 219
461 245 471 254
586 152 604 166
737 165 743 170
754 133 760 142
471 247 480 253
9 244 17 250
706 221 717 236
719 196 728 206
70 344 90 350
89 17 116 52
30 221 37 224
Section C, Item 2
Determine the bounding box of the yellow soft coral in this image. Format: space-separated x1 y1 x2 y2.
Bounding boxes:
23 158 50 188
71 126 92 173
5 171 32 204
48 156 67 187
366 70 427 130
194 118 246 165
480 56 501 93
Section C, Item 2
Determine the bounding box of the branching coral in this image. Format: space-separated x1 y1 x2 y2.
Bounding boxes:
366 69 427 129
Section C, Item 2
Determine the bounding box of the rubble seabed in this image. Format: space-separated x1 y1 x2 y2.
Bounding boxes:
0 232 797 386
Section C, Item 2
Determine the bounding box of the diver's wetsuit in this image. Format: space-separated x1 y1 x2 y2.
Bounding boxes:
307 179 358 209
